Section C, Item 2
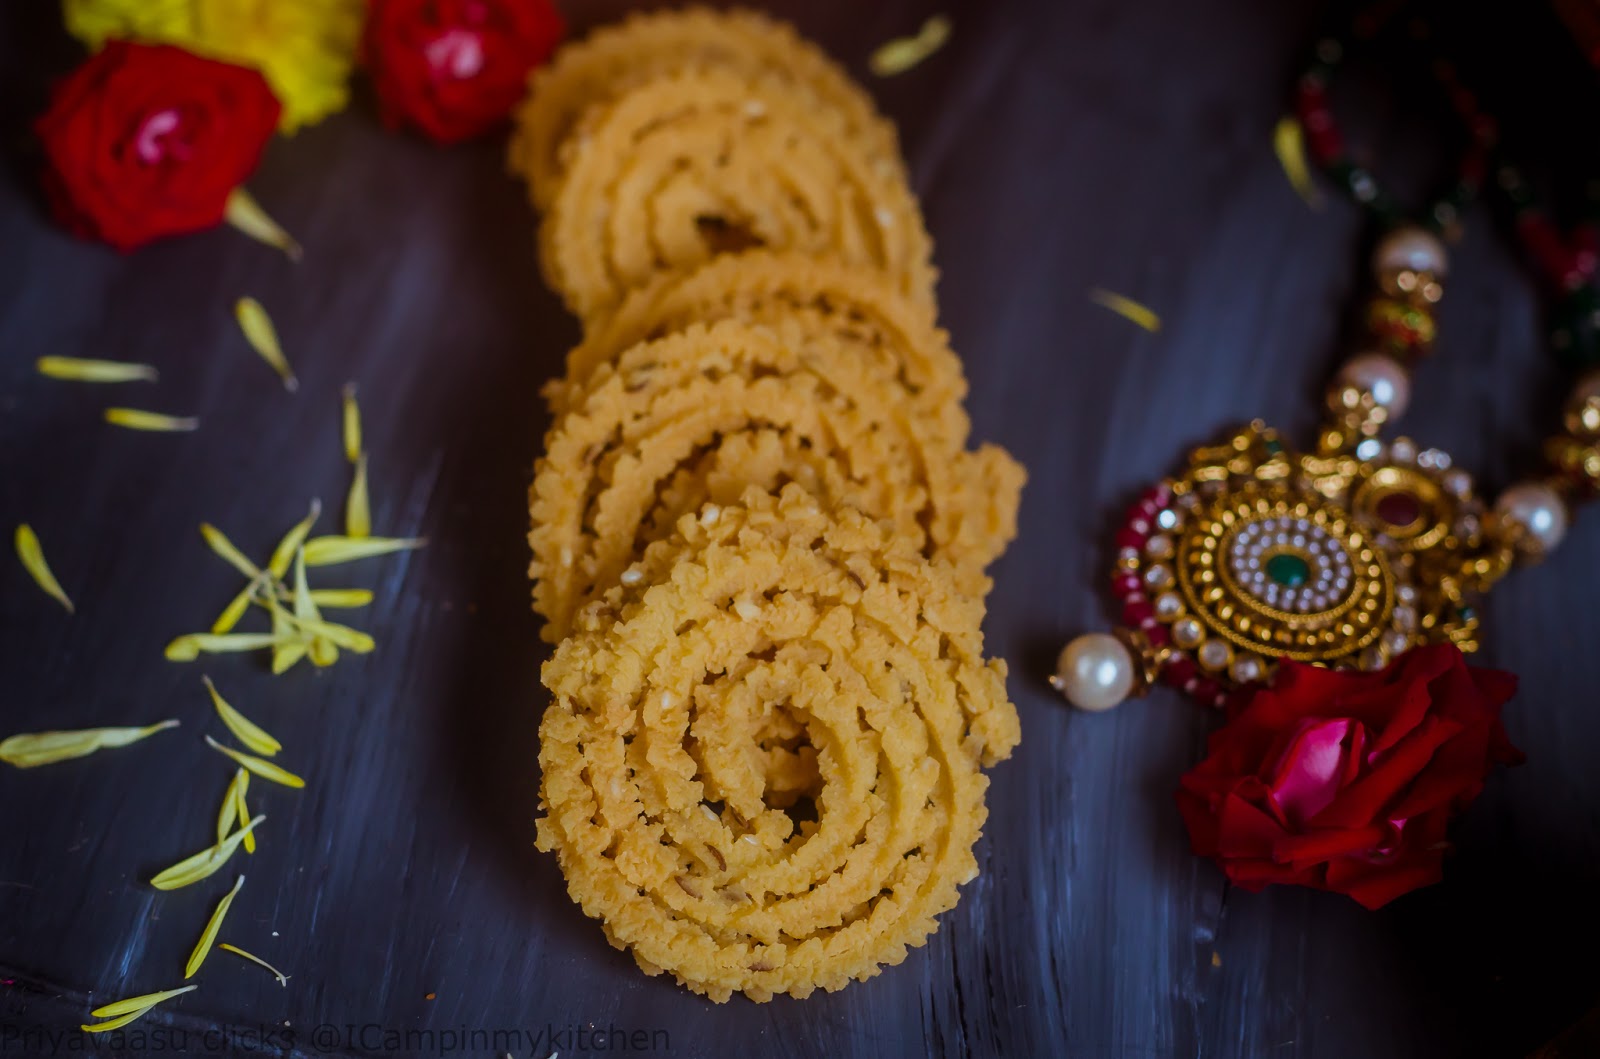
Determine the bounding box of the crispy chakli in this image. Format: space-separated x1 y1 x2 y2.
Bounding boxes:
537 486 1019 1002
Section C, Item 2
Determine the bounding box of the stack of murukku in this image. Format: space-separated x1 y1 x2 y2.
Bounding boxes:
510 8 1026 1002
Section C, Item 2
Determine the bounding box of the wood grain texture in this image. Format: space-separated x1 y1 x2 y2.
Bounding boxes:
2 1 1598 1057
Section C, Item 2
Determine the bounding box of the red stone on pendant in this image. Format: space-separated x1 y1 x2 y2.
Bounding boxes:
1115 527 1147 551
1374 490 1422 527
1163 656 1197 688
1190 678 1221 706
1122 600 1154 627
1113 572 1142 597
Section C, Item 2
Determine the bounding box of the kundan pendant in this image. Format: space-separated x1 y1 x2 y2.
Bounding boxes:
1054 226 1537 711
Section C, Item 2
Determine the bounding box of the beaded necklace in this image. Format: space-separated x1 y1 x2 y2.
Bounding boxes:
1050 15 1600 712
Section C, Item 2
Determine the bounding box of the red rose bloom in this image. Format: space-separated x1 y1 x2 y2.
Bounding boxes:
34 42 281 252
363 0 565 144
1176 644 1523 909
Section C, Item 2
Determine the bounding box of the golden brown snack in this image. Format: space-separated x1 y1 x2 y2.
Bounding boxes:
547 251 966 430
537 66 934 323
527 319 1021 640
537 485 1018 1002
508 7 902 213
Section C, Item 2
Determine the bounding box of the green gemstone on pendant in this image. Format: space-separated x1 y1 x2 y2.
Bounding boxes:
1265 553 1310 588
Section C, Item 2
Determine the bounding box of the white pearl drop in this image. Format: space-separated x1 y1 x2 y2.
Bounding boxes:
1338 352 1411 419
1053 634 1135 712
1373 226 1448 278
1495 481 1569 553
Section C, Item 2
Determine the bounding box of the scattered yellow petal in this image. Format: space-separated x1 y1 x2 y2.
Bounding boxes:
341 382 362 463
234 297 298 392
15 524 73 613
1273 116 1323 209
200 524 261 579
151 815 264 890
203 676 281 756
88 984 197 1020
36 356 158 383
1211 950 1223 968
266 591 309 675
1088 287 1162 332
267 501 321 579
185 874 245 979
224 187 303 262
217 768 248 845
82 1005 157 1033
345 455 371 539
211 578 262 635
236 779 255 854
218 944 289 987
308 588 373 608
165 633 286 662
0 720 178 769
205 735 305 789
282 613 373 654
105 408 198 432
302 535 425 566
869 14 952 76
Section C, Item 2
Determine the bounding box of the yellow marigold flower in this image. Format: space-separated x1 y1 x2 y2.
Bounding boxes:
62 0 364 133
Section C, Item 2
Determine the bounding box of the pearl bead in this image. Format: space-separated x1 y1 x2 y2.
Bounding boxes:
1373 226 1448 279
1495 481 1569 554
1173 617 1204 649
1052 634 1135 712
1337 352 1411 419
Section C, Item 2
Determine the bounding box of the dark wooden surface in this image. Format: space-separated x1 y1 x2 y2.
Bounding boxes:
3 1 1599 1057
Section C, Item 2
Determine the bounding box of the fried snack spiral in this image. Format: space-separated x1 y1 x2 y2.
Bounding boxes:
528 319 1020 640
508 6 902 213
538 66 934 323
547 251 966 430
537 486 1018 1002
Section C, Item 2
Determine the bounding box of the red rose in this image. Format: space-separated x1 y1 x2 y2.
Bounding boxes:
34 42 281 252
1176 644 1523 909
362 0 565 145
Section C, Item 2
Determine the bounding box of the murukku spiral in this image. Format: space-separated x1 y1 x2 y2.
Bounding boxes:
519 10 1026 1002
508 7 902 213
537 486 1018 1002
528 319 1015 641
536 66 934 323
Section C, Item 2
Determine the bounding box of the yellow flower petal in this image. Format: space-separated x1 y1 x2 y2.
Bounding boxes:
341 382 362 463
1274 115 1323 209
236 778 255 854
185 874 245 978
203 676 281 756
200 523 262 579
205 735 305 789
0 720 178 769
224 187 302 262
151 815 264 890
282 613 373 653
1088 287 1162 332
870 15 952 76
81 1005 157 1033
87 983 197 1021
308 588 372 608
218 944 289 987
267 593 309 675
235 297 298 392
302 535 425 566
36 356 158 383
211 578 262 635
345 454 371 539
217 768 248 845
104 408 198 432
267 501 321 579
15 524 73 613
165 633 285 662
